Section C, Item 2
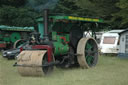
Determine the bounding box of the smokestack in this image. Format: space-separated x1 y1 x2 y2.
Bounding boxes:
43 9 49 41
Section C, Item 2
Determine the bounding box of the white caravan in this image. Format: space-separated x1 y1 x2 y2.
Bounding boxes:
100 30 124 54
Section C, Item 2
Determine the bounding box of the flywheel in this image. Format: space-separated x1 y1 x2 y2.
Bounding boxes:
10 32 21 43
17 50 54 76
13 39 24 48
77 37 98 68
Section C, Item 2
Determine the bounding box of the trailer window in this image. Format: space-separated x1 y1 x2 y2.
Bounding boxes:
103 37 116 44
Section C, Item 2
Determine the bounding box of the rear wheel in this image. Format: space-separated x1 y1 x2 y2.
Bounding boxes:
77 37 98 68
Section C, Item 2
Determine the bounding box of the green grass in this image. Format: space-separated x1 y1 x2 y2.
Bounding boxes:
0 55 128 85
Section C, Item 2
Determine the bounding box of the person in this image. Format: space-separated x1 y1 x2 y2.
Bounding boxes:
29 35 36 45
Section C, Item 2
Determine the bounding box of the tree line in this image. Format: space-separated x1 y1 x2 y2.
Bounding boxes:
0 0 127 29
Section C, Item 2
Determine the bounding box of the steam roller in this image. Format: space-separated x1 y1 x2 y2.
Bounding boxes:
14 9 103 76
17 50 54 76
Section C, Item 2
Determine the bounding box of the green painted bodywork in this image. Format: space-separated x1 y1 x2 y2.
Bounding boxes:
53 42 69 56
52 32 69 56
37 16 103 23
37 23 44 38
37 15 103 56
0 25 34 31
3 37 10 42
0 25 34 48
10 32 21 43
37 15 104 38
85 43 94 66
2 32 21 43
0 41 5 44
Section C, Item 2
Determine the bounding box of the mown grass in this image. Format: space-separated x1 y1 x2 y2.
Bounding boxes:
0 54 128 85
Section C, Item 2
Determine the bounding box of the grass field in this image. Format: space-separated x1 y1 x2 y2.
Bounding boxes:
0 54 128 85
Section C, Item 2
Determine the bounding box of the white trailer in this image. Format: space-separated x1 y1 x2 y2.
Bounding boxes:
100 30 124 54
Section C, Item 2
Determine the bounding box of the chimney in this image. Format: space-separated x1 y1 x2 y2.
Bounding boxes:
43 9 49 41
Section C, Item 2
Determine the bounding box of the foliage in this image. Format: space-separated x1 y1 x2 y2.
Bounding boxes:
54 0 122 29
0 5 38 27
53 0 81 16
112 0 128 28
0 0 127 29
76 0 121 29
0 0 25 7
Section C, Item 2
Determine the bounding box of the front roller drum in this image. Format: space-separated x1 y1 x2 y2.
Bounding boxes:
77 37 98 68
17 50 54 76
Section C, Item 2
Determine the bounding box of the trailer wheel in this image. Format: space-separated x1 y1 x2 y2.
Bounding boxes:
77 37 98 68
13 39 24 48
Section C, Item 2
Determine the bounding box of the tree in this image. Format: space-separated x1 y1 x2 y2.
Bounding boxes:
0 0 127 29
0 5 38 27
112 0 128 28
76 0 119 18
0 0 25 7
53 0 81 15
76 0 122 29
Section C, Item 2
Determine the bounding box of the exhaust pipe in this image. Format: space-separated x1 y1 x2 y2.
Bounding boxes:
43 9 49 41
